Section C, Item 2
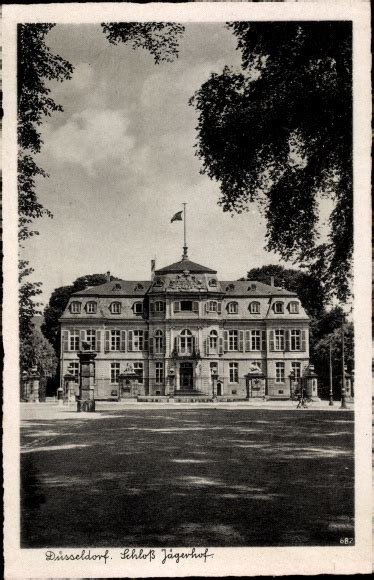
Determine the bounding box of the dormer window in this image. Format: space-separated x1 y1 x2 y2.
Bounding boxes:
273 301 284 314
133 301 143 315
209 279 217 287
226 283 235 291
227 301 238 314
248 283 257 291
110 302 121 314
86 301 97 314
289 301 299 314
112 283 122 291
135 283 144 291
70 301 81 314
249 301 260 314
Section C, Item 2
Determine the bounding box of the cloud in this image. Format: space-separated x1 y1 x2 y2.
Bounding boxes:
44 109 135 176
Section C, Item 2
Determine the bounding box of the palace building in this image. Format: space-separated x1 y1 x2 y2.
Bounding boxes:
60 252 310 400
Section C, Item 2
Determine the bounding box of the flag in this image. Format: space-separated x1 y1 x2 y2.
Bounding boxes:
171 211 183 223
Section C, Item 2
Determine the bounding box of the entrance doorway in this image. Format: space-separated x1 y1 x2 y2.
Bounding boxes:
217 382 222 396
180 362 194 389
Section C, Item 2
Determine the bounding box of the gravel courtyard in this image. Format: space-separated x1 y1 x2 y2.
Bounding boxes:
21 404 354 548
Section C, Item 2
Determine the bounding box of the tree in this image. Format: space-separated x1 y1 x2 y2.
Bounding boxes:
245 264 325 318
42 273 120 357
190 22 352 302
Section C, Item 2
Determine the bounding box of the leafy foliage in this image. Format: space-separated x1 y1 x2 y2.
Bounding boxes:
190 22 352 302
245 264 325 317
101 22 185 64
20 326 57 376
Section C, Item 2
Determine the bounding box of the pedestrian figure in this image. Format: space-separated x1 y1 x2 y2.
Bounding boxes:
296 388 308 409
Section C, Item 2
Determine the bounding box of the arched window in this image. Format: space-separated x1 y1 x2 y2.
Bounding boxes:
273 301 284 314
227 301 238 314
289 301 299 314
133 301 143 315
154 329 164 353
70 301 81 314
110 302 121 314
249 301 260 314
180 329 193 354
209 330 218 351
86 301 97 314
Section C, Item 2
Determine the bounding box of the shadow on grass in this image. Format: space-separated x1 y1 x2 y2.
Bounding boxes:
21 408 354 548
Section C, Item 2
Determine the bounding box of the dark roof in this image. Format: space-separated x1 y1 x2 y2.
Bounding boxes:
72 280 151 297
155 257 217 275
222 281 297 296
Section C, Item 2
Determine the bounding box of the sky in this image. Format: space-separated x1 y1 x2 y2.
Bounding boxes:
22 22 317 306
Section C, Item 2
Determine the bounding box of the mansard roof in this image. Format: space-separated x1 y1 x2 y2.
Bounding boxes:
73 280 151 297
155 257 217 275
222 280 297 297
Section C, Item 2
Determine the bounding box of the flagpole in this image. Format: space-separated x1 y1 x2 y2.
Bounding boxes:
182 202 188 259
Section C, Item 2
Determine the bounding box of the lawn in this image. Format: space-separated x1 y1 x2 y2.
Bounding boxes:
21 407 354 547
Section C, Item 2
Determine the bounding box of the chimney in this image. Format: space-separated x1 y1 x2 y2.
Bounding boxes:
270 276 274 287
151 259 156 280
106 271 111 282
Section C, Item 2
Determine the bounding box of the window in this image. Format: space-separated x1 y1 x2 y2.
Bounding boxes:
180 329 193 354
133 302 143 315
111 363 120 383
228 330 238 351
111 330 121 351
155 301 165 312
274 301 284 314
227 302 238 314
290 329 301 351
86 329 96 350
229 362 239 383
275 362 285 383
209 330 218 351
155 362 164 384
289 301 299 314
134 362 143 383
210 362 218 376
181 300 193 311
110 302 121 314
86 301 97 314
291 362 301 380
249 301 260 314
251 330 261 351
209 301 217 312
70 302 81 314
209 279 217 287
154 330 164 353
69 330 80 351
275 329 285 351
133 330 144 351
67 362 79 383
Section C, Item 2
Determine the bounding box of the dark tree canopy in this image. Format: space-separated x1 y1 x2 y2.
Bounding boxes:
190 22 352 302
245 264 325 318
101 22 185 64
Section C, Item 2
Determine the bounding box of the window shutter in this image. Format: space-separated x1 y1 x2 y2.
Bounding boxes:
105 330 110 352
239 331 244 352
79 330 86 349
150 302 155 313
143 331 149 351
224 331 228 352
269 330 275 351
218 337 224 355
301 330 306 352
174 336 179 353
205 302 209 313
96 331 102 353
128 330 133 352
120 330 126 352
285 330 290 352
63 330 69 352
261 330 267 351
245 330 251 352
217 302 222 315
174 301 180 313
193 301 199 313
205 338 210 356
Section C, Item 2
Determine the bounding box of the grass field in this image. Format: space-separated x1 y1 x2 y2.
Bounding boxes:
21 406 354 547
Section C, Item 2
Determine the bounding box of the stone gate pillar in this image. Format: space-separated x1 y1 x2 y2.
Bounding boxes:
29 367 40 403
77 350 97 412
64 373 77 404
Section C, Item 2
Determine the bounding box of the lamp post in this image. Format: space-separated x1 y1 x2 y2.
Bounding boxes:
340 320 347 409
211 368 219 401
329 340 334 406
